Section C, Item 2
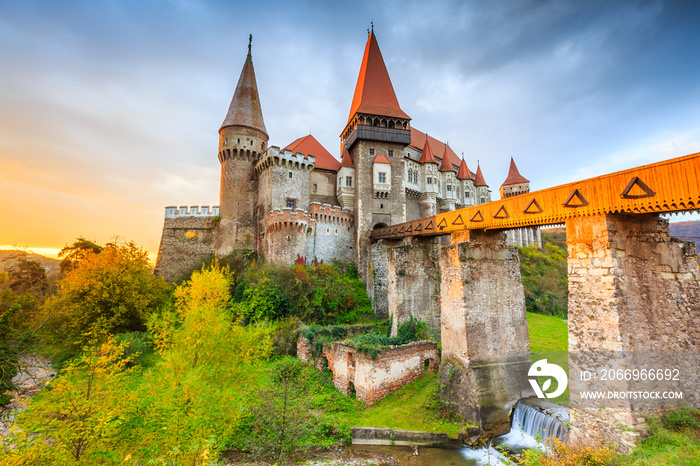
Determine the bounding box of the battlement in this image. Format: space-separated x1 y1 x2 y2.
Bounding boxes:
164 205 220 218
265 203 353 233
255 146 316 172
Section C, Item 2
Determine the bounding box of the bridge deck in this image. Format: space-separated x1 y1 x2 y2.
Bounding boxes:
371 152 700 240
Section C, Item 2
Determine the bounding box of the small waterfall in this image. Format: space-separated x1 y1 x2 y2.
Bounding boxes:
511 401 567 441
461 400 568 465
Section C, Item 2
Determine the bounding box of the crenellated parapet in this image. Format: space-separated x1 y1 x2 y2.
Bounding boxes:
164 205 220 218
254 146 316 173
265 203 354 233
309 203 354 227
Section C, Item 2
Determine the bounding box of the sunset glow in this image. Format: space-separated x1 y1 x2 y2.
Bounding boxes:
2 1 699 261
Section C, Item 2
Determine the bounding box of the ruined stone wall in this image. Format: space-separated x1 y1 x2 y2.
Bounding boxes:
354 341 439 404
310 169 338 206
566 213 700 450
386 237 441 336
320 340 438 404
156 215 217 281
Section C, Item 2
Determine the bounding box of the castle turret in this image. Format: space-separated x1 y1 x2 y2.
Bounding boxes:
499 157 529 199
438 144 457 212
474 164 491 204
337 149 356 210
341 28 412 284
217 35 269 254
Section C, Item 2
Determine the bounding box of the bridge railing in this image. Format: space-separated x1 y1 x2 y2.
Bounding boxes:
371 151 700 241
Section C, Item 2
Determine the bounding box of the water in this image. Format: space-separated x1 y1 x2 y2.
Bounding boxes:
460 400 568 465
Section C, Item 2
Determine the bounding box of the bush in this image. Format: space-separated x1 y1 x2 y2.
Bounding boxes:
663 407 700 431
348 317 429 358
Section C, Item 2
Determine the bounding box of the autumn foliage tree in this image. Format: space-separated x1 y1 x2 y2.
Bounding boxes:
43 241 170 347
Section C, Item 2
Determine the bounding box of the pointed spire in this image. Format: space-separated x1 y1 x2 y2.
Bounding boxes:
221 35 267 136
474 164 488 187
347 30 410 125
439 144 454 172
419 136 437 164
340 149 355 168
501 157 529 186
457 157 472 180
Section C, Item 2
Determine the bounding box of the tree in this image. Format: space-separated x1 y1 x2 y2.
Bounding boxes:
142 261 274 463
58 237 104 274
7 256 48 297
43 241 170 347
248 358 315 461
2 337 137 464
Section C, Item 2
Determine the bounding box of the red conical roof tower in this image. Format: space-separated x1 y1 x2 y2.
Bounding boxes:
457 158 473 180
346 30 410 125
439 144 454 172
501 157 529 186
419 137 437 164
340 149 355 168
221 35 267 136
474 165 488 187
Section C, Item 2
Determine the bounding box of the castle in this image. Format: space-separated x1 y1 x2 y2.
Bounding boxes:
155 31 538 284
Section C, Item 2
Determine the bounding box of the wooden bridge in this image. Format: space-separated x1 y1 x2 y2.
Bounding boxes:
373 150 700 446
371 151 700 240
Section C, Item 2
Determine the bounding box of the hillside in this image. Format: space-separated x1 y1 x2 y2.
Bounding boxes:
0 250 62 278
669 219 700 249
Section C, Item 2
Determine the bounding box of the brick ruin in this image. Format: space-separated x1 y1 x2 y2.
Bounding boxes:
297 335 439 405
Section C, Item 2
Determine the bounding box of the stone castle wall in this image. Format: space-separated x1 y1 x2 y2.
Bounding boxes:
155 211 218 281
310 169 338 206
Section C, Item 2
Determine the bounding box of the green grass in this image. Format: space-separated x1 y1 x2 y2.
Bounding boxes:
527 311 568 351
333 371 464 437
527 312 569 405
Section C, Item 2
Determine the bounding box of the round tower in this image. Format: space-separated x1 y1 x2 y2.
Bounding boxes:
217 35 269 254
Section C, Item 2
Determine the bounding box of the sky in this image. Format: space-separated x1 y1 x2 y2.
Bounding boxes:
1 0 700 261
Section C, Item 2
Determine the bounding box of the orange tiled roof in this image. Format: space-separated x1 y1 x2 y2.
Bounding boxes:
474 165 488 187
411 127 462 170
284 135 340 171
501 157 529 186
347 31 410 125
373 154 391 164
457 158 473 180
340 149 354 168
221 43 267 135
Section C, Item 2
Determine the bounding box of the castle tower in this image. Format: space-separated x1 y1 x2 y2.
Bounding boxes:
499 157 529 198
438 144 457 213
216 35 269 254
499 157 541 247
474 164 490 204
341 28 412 280
456 156 476 207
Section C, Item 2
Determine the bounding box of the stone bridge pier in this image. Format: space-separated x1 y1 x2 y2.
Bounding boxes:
566 213 700 449
386 230 533 436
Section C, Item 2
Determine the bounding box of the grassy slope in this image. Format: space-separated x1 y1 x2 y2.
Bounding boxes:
333 312 570 435
527 312 567 351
